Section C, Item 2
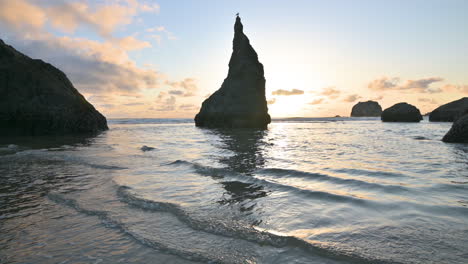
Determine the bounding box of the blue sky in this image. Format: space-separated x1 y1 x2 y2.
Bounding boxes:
1 0 467 117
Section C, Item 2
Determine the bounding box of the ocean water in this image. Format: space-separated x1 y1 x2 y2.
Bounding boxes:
1 117 467 264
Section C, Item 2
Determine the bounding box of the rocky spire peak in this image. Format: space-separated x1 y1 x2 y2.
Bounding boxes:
234 16 243 33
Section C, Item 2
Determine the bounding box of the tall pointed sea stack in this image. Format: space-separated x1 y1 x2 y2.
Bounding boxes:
195 16 271 129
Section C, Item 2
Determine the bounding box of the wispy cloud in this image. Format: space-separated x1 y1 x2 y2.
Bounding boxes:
178 104 197 111
310 86 342 100
308 98 325 105
368 76 443 93
272 89 304 96
343 94 362 102
368 77 400 90
442 84 468 94
116 36 151 51
146 26 166 32
124 102 145 106
400 77 443 93
146 25 177 44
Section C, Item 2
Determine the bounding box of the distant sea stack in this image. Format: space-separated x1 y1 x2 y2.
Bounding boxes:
350 100 382 117
194 16 271 129
381 102 423 122
442 112 468 143
429 97 468 122
0 39 108 136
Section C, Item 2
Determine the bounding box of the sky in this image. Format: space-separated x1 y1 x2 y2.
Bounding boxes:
1 0 467 118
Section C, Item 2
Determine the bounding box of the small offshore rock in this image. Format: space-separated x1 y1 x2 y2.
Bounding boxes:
140 145 155 151
351 101 382 117
413 136 429 140
381 102 423 122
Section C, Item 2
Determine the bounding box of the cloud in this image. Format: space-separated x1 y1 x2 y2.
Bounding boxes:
308 98 324 105
368 76 443 93
116 36 151 51
169 90 184 96
146 25 177 43
312 86 341 100
267 98 276 105
442 84 468 94
399 77 443 93
165 78 198 97
0 0 47 31
0 0 159 38
319 86 341 96
138 3 160 13
147 26 166 32
368 77 399 90
458 85 468 93
343 94 362 102
272 89 304 96
164 96 176 106
371 95 384 101
100 104 116 108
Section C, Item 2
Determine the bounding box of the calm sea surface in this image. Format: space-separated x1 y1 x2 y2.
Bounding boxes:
1 118 467 264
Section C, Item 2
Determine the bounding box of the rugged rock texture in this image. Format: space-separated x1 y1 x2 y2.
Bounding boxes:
429 97 468 122
381 102 423 122
350 100 382 117
0 39 108 136
194 16 270 129
443 112 468 143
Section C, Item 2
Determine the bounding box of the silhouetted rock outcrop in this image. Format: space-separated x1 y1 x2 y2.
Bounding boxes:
194 16 270 129
140 145 155 151
0 39 108 136
350 100 382 117
443 112 468 143
429 97 468 122
381 103 422 122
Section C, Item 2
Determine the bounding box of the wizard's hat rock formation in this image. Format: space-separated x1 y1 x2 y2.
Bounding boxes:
0 39 108 136
195 16 271 129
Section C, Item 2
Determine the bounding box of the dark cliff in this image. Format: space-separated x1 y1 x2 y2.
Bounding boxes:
0 39 108 136
429 97 468 122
